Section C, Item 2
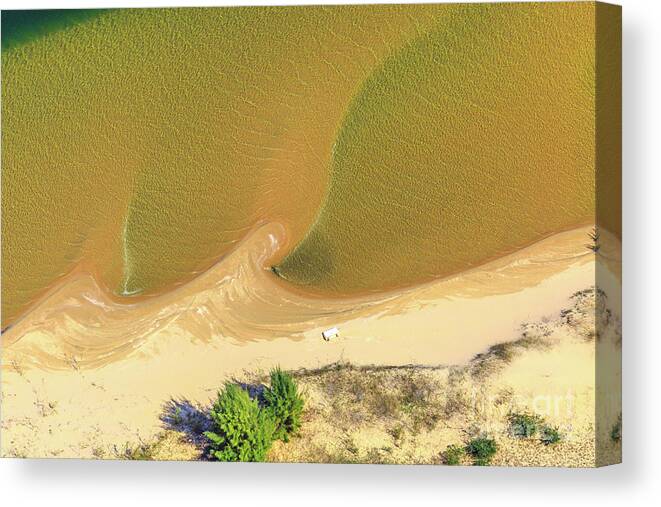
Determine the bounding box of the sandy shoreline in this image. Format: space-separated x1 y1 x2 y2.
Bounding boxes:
3 224 596 364
266 287 621 466
1 224 606 458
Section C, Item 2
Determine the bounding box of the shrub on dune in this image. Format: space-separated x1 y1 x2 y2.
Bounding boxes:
204 367 305 461
264 367 304 442
508 412 543 439
443 444 466 465
466 437 498 466
204 384 275 462
539 425 562 446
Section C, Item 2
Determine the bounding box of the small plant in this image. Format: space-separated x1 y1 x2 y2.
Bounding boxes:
345 437 359 456
443 444 465 465
389 425 404 446
205 384 275 462
119 442 155 460
466 437 498 466
264 367 304 442
611 414 622 442
91 447 106 459
539 425 562 446
508 412 543 439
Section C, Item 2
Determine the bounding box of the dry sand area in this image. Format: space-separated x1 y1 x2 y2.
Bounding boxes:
268 287 622 467
0 224 621 465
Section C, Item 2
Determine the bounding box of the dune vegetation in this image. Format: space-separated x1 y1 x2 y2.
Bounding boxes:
105 288 621 466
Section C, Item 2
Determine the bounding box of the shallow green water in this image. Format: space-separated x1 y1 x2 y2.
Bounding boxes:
1 9 107 50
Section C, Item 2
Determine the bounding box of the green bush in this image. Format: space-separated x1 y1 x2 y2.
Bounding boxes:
204 384 275 462
539 425 562 446
443 444 465 465
466 437 498 466
264 367 304 442
508 412 543 439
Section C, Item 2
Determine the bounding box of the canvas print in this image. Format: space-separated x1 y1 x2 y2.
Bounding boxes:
1 2 621 466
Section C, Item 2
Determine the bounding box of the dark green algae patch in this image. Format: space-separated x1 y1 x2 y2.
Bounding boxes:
1 9 107 51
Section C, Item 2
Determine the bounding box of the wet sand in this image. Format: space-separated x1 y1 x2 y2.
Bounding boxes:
1 224 600 458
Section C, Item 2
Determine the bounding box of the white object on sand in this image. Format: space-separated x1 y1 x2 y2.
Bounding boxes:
322 327 339 341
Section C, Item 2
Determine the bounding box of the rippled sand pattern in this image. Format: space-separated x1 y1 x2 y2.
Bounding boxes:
3 4 596 327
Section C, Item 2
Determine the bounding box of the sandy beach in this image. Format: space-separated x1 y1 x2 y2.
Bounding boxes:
0 223 619 461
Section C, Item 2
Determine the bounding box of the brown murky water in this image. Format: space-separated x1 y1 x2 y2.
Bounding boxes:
2 4 598 327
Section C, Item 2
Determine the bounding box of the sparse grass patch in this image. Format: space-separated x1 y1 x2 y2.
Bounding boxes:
489 343 514 362
443 368 472 416
443 444 465 465
508 412 564 446
117 442 157 460
508 412 543 439
389 425 404 447
91 446 106 459
372 390 401 419
539 425 562 446
344 436 360 456
471 331 550 379
113 431 199 461
365 446 394 464
293 362 443 429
